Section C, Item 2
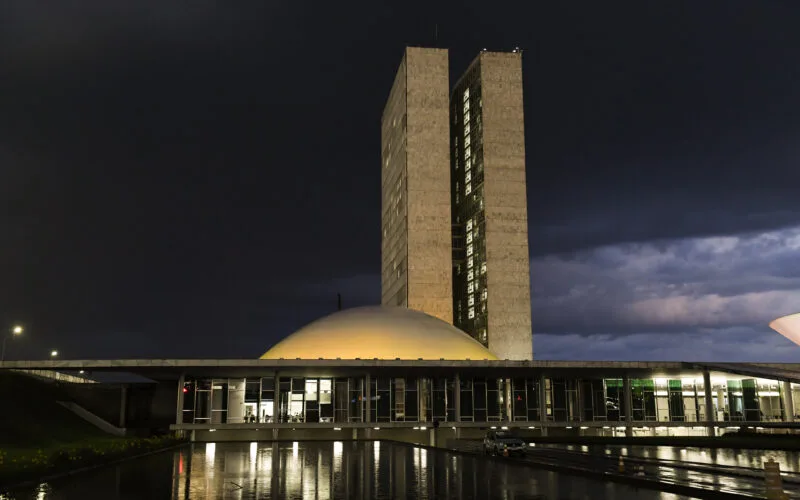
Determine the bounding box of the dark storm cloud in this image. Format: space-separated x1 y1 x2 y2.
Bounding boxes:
531 225 800 360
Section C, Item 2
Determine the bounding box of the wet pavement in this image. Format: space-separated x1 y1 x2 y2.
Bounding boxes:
465 442 800 499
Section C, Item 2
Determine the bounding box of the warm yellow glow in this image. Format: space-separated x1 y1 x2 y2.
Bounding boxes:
12 325 23 335
770 313 800 346
260 306 498 360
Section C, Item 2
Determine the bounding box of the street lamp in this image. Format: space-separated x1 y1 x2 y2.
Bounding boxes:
50 350 59 358
1 324 24 362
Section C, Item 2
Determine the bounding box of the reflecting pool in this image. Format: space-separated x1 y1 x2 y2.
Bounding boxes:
5 441 695 499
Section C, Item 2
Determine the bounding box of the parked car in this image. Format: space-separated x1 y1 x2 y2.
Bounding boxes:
483 430 527 456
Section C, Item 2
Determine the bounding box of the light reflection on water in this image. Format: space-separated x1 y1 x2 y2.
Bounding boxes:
3 442 693 500
172 441 687 499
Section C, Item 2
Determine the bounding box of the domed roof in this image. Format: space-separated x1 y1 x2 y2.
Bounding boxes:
770 313 800 346
261 306 498 360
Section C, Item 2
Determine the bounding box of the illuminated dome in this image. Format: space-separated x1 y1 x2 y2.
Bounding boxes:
261 306 498 360
770 313 800 346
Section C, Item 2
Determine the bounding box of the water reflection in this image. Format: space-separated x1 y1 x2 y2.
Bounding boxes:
4 442 693 500
172 441 686 499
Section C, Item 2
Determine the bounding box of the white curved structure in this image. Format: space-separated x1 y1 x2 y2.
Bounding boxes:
770 313 800 346
260 306 498 360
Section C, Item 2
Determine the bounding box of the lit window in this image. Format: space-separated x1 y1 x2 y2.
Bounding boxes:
481 262 487 274
481 329 487 342
464 110 470 123
465 171 471 183
467 270 474 281
467 244 473 257
467 257 473 269
468 295 475 306
465 146 471 159
466 220 473 231
463 102 469 115
464 135 471 148
463 88 470 102
464 122 470 136
466 232 473 244
482 289 487 300
468 307 475 319
468 282 474 293
465 183 472 195
473 226 479 237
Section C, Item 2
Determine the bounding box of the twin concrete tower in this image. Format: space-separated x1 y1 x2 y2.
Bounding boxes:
380 47 533 360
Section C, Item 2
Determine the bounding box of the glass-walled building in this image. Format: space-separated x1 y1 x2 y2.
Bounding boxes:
176 364 800 435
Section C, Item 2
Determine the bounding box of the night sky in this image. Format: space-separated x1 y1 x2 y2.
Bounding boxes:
2 1 799 361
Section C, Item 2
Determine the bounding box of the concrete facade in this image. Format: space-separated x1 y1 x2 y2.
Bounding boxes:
451 51 532 360
381 47 453 324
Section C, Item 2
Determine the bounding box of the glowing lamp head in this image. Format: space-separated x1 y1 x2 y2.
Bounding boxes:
50 350 58 357
12 325 23 335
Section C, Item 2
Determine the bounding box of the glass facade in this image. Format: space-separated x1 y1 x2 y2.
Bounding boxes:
451 66 489 346
179 374 798 425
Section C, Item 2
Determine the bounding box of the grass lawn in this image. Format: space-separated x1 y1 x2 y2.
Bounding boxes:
0 372 184 487
0 372 138 477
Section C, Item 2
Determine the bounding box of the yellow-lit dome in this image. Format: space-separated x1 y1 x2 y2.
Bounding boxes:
260 306 498 360
770 313 800 346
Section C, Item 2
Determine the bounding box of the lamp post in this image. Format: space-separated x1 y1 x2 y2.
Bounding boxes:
1 325 24 362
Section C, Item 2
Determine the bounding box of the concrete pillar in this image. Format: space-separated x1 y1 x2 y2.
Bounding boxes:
504 378 512 421
273 371 281 423
272 428 279 441
176 374 185 425
703 370 715 436
784 381 795 422
454 373 461 422
365 374 372 423
119 385 128 428
538 374 548 437
352 427 358 440
429 428 435 447
623 376 633 437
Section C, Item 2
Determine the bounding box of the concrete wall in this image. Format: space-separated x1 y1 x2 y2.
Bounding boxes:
479 52 533 360
381 47 453 324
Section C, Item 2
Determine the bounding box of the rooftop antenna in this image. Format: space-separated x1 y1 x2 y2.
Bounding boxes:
337 293 342 311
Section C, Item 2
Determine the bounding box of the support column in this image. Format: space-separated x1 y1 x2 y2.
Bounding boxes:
783 381 795 423
274 371 281 423
538 374 547 436
365 374 372 423
623 375 633 437
119 385 128 428
454 373 461 422
176 374 185 425
703 370 715 436
352 427 357 440
504 379 512 421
